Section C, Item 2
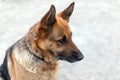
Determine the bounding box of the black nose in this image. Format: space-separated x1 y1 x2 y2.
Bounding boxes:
72 52 84 61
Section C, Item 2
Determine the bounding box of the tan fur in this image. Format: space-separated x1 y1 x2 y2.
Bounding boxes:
7 39 59 80
3 2 83 80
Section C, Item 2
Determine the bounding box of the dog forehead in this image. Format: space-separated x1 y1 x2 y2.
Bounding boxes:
54 16 71 35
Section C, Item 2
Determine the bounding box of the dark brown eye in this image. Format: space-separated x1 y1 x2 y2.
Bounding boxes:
58 35 66 43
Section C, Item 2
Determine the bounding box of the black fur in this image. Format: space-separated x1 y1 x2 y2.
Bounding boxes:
0 46 13 80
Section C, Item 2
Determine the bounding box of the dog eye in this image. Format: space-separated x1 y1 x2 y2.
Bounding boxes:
58 35 66 43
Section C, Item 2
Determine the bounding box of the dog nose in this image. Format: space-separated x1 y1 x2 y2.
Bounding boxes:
72 52 84 61
77 53 84 61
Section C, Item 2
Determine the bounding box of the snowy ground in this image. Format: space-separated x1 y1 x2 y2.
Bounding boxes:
0 0 120 80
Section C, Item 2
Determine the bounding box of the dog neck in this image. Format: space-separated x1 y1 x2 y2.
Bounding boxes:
24 36 58 63
14 38 58 73
23 39 45 62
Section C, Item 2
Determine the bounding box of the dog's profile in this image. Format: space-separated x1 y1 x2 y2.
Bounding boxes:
0 2 84 80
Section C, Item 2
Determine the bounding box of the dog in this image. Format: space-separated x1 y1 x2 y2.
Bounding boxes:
0 2 84 80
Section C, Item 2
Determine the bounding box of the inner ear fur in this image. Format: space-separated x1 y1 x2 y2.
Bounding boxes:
40 5 56 27
39 5 56 38
58 2 75 22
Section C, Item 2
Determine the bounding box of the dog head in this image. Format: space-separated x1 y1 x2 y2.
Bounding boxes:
26 2 84 63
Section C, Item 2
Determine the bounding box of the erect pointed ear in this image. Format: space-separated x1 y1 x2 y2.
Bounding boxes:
58 2 75 22
40 5 56 27
38 5 56 38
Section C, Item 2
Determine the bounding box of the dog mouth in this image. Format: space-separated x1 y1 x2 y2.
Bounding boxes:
57 53 84 63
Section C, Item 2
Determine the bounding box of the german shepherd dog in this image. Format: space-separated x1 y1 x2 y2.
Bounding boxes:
0 2 84 80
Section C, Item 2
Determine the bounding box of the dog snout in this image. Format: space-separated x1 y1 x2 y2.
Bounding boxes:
72 51 84 61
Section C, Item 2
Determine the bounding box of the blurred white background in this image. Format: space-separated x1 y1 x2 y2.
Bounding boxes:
0 0 120 80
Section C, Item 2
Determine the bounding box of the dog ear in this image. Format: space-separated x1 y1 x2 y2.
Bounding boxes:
58 2 75 22
39 5 56 38
41 5 56 27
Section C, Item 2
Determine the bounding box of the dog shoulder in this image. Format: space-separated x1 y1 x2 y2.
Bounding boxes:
0 68 5 80
0 45 14 80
